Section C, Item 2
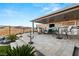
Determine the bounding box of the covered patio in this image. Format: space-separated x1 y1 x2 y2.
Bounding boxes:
28 4 79 55
32 4 79 37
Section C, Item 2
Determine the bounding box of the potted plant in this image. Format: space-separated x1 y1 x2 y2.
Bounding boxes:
28 30 34 44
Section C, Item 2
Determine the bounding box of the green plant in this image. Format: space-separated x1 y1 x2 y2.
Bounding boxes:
0 46 9 56
6 35 18 42
7 44 36 56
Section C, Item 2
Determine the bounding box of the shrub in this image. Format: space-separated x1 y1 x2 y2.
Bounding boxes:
6 35 18 42
7 44 36 56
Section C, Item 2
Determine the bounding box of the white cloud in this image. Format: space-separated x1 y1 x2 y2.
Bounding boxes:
47 3 61 7
52 7 61 11
0 9 25 17
32 3 45 7
42 6 61 12
44 7 61 14
40 3 62 14
42 7 50 11
32 3 63 14
3 9 17 16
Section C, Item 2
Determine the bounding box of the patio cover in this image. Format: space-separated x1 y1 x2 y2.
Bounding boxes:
31 4 79 24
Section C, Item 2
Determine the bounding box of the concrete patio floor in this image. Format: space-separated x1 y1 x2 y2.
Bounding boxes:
18 32 79 56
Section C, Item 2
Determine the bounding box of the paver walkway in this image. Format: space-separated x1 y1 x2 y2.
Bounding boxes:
10 32 79 56
19 33 79 56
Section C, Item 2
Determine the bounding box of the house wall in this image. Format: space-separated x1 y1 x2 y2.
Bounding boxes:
36 19 78 32
77 20 79 25
49 20 77 27
36 23 49 30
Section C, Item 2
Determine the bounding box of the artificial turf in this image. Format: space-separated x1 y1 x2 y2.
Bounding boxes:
0 45 9 56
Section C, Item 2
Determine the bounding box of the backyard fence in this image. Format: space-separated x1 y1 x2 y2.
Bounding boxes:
0 26 34 36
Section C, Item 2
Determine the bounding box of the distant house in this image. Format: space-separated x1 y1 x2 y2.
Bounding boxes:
32 4 79 34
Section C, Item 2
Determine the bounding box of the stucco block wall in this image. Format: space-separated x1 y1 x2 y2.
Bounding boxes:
10 27 23 35
0 26 32 36
0 27 10 36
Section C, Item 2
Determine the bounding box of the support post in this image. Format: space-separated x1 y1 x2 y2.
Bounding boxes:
32 22 34 34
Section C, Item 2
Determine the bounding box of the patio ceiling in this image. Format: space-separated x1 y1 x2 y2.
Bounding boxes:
32 4 79 24
48 9 79 23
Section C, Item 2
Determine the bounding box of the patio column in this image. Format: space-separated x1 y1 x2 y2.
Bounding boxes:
28 22 34 44
32 21 34 34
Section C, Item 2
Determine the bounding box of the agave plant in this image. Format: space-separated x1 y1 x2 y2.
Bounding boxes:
6 34 18 42
7 44 36 56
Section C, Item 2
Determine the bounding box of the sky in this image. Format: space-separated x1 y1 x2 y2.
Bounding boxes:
0 3 74 27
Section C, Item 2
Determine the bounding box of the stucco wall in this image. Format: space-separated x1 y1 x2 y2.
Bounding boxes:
36 20 77 28
0 26 32 36
52 20 77 27
77 20 79 25
36 23 49 30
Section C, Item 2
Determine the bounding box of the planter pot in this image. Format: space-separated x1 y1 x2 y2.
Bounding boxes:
28 42 34 44
56 34 63 39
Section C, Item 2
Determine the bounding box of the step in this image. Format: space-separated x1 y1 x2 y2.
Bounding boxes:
10 42 18 49
16 39 26 47
21 37 29 44
54 43 74 56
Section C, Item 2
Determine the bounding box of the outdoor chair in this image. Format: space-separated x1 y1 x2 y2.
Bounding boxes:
37 28 43 34
63 28 69 39
56 27 63 39
43 27 59 35
61 26 77 39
